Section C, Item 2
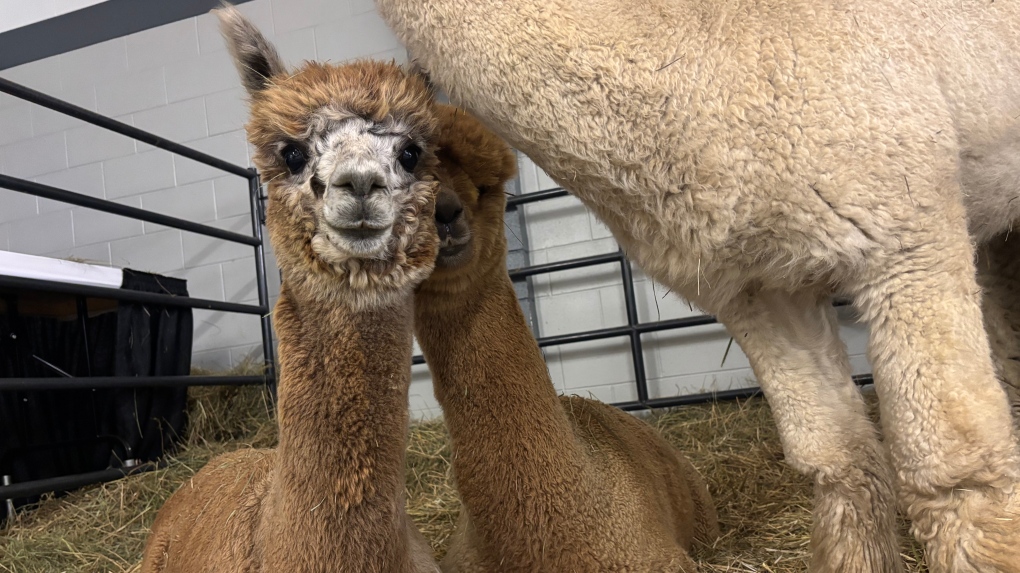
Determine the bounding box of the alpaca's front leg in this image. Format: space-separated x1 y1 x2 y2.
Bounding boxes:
854 213 1020 573
719 288 903 573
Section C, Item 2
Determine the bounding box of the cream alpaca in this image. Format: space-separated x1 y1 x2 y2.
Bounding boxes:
416 105 719 572
376 0 1020 571
140 8 440 572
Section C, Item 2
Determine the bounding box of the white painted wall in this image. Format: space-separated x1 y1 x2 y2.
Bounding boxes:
0 0 873 419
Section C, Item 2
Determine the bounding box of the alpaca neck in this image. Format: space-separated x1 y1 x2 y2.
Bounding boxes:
415 257 588 542
264 282 415 566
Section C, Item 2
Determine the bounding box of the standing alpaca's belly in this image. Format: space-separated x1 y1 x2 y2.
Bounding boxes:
961 127 1020 244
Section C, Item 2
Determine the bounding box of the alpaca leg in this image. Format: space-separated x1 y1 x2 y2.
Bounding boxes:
719 289 903 573
976 234 1020 414
855 230 1020 573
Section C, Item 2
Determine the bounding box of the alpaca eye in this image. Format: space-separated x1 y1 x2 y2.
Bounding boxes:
281 145 307 173
398 144 421 172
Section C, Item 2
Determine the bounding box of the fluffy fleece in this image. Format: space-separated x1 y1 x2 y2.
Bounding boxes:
139 7 440 572
376 0 1020 571
415 105 719 572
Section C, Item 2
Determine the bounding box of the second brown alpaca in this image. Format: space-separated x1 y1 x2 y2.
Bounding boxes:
417 105 719 572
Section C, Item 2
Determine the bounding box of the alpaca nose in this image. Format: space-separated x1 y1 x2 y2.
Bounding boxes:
435 191 463 225
331 167 386 197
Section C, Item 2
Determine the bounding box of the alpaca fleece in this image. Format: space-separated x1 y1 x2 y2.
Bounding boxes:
377 0 1020 571
415 105 719 572
140 6 440 572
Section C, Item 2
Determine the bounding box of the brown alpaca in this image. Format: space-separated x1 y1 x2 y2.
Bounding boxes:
415 105 719 573
140 8 440 572
376 1 1020 571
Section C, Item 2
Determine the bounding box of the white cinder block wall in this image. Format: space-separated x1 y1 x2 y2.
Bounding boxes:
0 0 873 419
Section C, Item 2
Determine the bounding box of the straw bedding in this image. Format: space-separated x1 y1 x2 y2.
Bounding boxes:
0 380 927 573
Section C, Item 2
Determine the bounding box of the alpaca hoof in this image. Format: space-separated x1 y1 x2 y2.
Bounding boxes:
917 487 1020 573
808 520 905 573
808 464 905 573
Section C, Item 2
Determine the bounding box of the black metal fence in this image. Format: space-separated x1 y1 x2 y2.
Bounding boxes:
413 187 872 411
0 77 276 501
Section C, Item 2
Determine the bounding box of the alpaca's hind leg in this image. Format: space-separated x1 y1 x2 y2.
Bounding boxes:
720 288 902 573
854 224 1020 573
976 234 1020 414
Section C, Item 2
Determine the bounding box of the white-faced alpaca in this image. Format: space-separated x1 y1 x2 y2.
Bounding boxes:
376 1 1020 571
415 105 719 572
140 8 440 573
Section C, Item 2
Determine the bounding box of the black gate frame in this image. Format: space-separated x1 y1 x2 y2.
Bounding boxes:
0 77 276 502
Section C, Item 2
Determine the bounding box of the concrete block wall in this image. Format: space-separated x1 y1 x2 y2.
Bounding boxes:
0 0 874 418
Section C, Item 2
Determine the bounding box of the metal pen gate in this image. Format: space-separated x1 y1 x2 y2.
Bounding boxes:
0 77 276 503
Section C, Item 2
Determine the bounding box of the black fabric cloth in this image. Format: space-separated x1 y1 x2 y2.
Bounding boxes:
0 269 192 521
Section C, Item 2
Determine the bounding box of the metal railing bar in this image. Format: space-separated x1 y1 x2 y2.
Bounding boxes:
637 315 719 332
534 324 631 347
0 375 268 392
411 314 721 365
506 187 570 207
0 78 251 178
612 374 874 411
0 462 163 500
537 315 720 347
0 275 268 314
508 251 623 280
613 386 763 411
619 256 650 403
0 174 259 246
248 172 277 392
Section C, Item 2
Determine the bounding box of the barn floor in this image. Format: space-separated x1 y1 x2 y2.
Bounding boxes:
0 383 927 573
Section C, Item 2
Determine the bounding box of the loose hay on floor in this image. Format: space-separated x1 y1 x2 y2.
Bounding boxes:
0 388 927 573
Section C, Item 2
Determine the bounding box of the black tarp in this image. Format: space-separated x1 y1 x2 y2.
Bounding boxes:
0 269 192 521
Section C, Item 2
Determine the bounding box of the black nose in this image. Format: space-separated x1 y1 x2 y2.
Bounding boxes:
435 191 463 225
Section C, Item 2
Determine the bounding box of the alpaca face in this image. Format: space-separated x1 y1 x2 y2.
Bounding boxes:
425 105 518 282
433 178 476 269
261 110 439 302
278 116 427 260
217 6 441 305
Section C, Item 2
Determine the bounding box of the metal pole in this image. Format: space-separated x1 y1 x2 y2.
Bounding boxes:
0 174 259 246
0 462 162 501
613 374 875 411
2 475 15 518
618 253 650 404
0 275 267 314
0 375 267 392
0 78 250 177
248 171 277 396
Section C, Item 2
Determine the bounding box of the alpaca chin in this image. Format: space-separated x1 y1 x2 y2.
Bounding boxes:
320 227 390 259
436 241 473 269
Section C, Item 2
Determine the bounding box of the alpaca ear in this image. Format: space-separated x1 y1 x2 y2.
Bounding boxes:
214 3 286 96
407 59 436 93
